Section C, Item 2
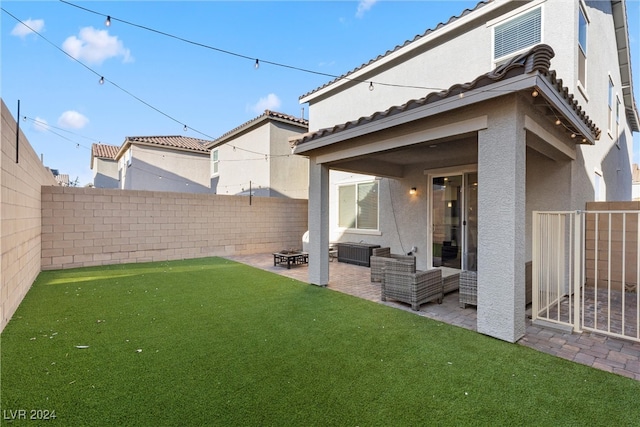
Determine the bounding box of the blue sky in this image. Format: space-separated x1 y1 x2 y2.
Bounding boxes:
2 1 639 186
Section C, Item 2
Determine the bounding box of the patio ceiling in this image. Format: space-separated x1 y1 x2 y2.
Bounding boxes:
328 132 478 178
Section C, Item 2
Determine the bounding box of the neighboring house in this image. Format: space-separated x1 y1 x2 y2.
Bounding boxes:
115 135 211 193
205 110 309 198
292 0 638 343
47 168 70 186
633 163 640 200
90 143 120 189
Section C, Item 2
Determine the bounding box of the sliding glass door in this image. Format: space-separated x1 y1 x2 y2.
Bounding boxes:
431 172 477 271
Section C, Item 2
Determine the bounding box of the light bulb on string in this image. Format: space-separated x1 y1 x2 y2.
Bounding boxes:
105 16 111 27
555 119 561 125
255 59 260 69
22 116 27 122
369 82 374 91
99 76 104 85
183 125 188 132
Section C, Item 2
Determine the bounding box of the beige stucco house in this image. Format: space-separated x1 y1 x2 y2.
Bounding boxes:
205 110 309 198
90 143 119 189
115 135 211 193
292 0 638 343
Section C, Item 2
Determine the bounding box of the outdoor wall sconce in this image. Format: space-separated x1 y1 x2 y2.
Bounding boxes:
409 187 417 195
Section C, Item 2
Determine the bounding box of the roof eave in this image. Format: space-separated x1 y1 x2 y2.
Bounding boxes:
299 0 503 104
294 73 540 155
612 0 639 132
205 114 308 149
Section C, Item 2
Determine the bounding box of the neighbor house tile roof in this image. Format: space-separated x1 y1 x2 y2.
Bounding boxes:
206 110 308 148
91 143 120 159
124 135 211 153
299 0 493 100
291 44 600 148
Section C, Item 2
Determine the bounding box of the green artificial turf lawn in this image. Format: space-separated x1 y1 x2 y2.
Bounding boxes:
2 257 639 426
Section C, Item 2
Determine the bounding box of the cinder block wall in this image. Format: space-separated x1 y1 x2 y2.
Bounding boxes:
41 187 308 270
585 201 640 291
1 99 57 331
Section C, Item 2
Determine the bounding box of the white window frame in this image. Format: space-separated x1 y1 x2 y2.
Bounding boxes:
608 76 614 136
594 169 605 202
491 4 543 66
337 180 380 233
577 2 589 92
211 149 219 176
615 95 621 142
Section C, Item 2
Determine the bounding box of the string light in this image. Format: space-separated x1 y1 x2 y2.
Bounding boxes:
369 82 374 91
555 119 561 125
531 89 539 97
1 9 217 141
183 125 188 132
105 15 111 26
99 76 104 85
254 59 259 69
57 0 447 92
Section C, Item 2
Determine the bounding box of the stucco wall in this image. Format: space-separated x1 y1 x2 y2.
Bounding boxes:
92 157 119 189
269 121 309 199
41 187 308 270
212 124 271 196
305 0 632 202
212 120 308 198
123 145 210 193
1 99 58 331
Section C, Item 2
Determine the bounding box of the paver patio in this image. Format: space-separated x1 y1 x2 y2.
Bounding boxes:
225 253 640 380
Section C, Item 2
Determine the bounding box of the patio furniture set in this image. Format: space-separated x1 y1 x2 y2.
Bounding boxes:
273 244 477 311
371 247 477 311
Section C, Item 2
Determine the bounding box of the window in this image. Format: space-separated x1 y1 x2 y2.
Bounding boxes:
578 6 588 87
608 77 614 133
125 148 131 167
494 7 541 61
338 181 379 230
594 171 604 201
212 149 219 175
616 95 621 139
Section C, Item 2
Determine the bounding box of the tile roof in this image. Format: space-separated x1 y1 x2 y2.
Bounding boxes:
208 110 308 147
291 44 600 148
91 143 120 159
125 135 211 153
299 0 493 100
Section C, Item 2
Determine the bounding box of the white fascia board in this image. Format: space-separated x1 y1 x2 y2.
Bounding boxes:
535 74 597 144
299 0 510 105
114 140 131 162
294 73 538 155
314 116 488 165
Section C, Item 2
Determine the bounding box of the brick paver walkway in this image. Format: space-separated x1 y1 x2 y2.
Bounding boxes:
225 254 640 380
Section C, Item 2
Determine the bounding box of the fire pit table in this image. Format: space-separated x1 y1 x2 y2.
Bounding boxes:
273 251 309 269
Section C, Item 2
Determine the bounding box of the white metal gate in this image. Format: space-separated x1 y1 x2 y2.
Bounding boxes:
532 210 640 343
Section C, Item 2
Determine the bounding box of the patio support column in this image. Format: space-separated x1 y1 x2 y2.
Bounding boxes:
308 157 330 286
477 97 526 343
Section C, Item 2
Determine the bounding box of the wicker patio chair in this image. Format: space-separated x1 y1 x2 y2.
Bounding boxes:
370 247 415 282
459 270 478 308
381 259 443 311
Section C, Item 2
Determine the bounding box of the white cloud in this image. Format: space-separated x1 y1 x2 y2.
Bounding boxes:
249 94 282 115
58 111 89 129
11 18 44 38
32 116 50 133
356 0 377 18
62 27 132 65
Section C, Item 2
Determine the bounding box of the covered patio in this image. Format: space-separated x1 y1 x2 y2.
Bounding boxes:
225 253 640 380
292 45 601 343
